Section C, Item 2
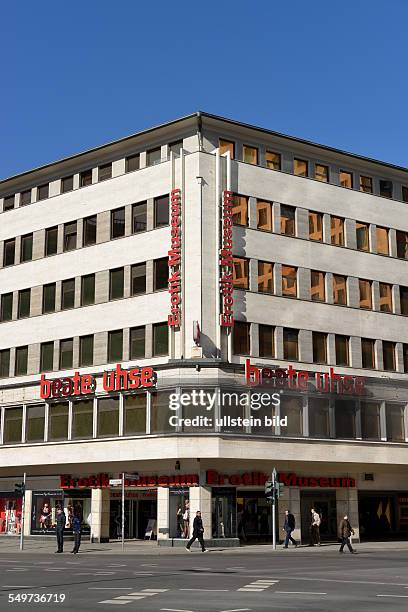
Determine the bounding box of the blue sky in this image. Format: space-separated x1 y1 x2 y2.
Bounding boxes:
1 0 407 178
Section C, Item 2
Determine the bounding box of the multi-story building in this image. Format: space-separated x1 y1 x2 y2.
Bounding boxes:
1 112 408 545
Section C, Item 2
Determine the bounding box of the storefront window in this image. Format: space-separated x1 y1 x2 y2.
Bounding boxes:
0 495 22 535
386 404 405 442
236 492 271 542
150 391 174 434
97 396 119 437
308 397 330 438
212 488 236 538
360 401 381 440
170 489 189 538
48 402 69 441
280 396 303 436
335 399 356 439
124 393 146 435
26 404 45 442
31 491 64 533
4 407 23 444
72 399 94 439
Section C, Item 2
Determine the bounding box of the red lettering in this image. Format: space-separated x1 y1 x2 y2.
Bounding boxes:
40 374 51 399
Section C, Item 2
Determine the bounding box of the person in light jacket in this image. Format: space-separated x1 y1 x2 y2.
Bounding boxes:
309 508 321 546
339 515 357 554
185 511 207 552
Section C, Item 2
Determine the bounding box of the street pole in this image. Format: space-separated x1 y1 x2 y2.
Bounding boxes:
272 467 277 550
121 472 125 551
19 472 26 551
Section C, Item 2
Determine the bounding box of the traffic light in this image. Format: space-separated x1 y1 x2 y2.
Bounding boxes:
265 480 274 501
15 482 25 496
276 482 284 498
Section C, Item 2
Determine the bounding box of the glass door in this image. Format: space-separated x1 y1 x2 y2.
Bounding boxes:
211 488 236 538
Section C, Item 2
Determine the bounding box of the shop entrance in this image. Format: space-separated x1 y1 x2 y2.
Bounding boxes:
109 496 156 540
236 491 273 543
300 491 337 543
358 492 408 540
212 488 236 538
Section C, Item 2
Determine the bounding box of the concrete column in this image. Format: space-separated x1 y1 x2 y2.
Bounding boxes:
95 270 109 304
49 180 60 197
32 229 45 260
249 259 258 292
123 265 131 298
157 486 170 540
30 286 43 317
396 343 404 373
94 332 107 366
327 333 336 364
125 205 132 237
298 268 311 300
146 260 154 294
139 151 147 169
251 323 259 358
72 337 80 368
296 208 309 240
369 224 377 253
96 211 110 244
76 219 84 249
90 488 110 543
91 168 98 184
274 263 282 297
347 277 360 308
123 328 130 362
372 281 380 311
349 336 362 369
375 339 384 370
336 487 360 543
344 218 356 249
28 344 40 375
53 339 60 371
57 224 64 254
275 326 284 359
393 285 401 314
73 174 80 190
14 236 21 265
112 159 125 178
145 324 153 359
299 329 313 363
189 485 212 544
12 291 18 320
74 277 81 309
55 282 62 313
147 198 154 231
272 202 281 234
325 272 333 304
248 197 257 229
161 144 169 162
323 213 331 244
389 228 397 258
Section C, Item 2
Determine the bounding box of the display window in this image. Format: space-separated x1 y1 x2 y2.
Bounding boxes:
30 490 91 534
169 488 189 538
0 494 22 535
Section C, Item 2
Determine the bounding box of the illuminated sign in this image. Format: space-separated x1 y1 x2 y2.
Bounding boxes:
168 188 182 327
60 473 199 489
206 470 355 488
220 190 234 327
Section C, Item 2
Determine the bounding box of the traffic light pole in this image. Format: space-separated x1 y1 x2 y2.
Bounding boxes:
19 472 26 551
272 467 277 550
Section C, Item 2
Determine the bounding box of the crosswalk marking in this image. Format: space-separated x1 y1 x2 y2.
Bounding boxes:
237 579 279 592
98 588 169 605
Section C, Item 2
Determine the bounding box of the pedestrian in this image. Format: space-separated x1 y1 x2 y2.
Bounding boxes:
339 515 357 554
55 506 66 553
71 510 82 554
283 509 297 548
309 507 321 546
182 501 190 539
185 511 207 552
176 505 183 538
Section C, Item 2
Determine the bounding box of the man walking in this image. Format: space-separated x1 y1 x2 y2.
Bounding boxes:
186 511 207 552
71 510 82 554
55 506 66 553
339 515 357 554
309 508 321 546
283 509 297 548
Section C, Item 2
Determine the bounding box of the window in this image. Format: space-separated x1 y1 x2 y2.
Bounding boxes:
282 265 297 297
383 341 395 371
386 404 405 442
360 176 373 193
48 402 68 441
72 399 94 439
40 342 54 372
79 335 93 366
400 286 408 315
361 338 375 369
130 326 145 359
380 179 393 198
233 257 249 290
280 205 296 236
294 158 308 177
20 189 31 206
219 139 235 158
63 221 77 251
37 184 49 200
333 274 347 305
169 140 183 156
280 397 303 436
339 171 353 189
153 322 168 356
309 398 330 438
98 163 112 182
132 201 147 233
315 164 329 182
18 289 31 318
21 233 33 262
331 216 344 246
335 399 356 438
258 261 273 293
45 227 58 256
124 394 146 435
256 200 272 231
154 195 169 227
97 397 119 437
80 169 92 187
26 405 45 442
3 195 14 211
111 207 125 239
259 325 274 358
150 391 174 434
379 283 392 312
61 175 73 193
126 154 140 172
81 274 95 306
61 279 75 310
283 328 298 360
109 268 124 300
60 338 73 369
131 263 146 295
335 335 349 366
3 239 15 266
376 226 389 255
43 283 56 314
313 332 327 364
232 195 248 226
108 330 123 362
233 321 250 355
83 215 97 246
154 258 168 291
15 346 28 376
4 407 23 444
265 151 281 170
243 145 258 165
402 186 408 203
360 402 381 440
309 212 323 241
147 147 161 166
356 221 369 251
396 230 408 259
1 292 13 322
311 270 325 302
0 349 10 378
359 279 372 309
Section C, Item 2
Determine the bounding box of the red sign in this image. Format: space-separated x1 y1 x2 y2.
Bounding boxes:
219 190 234 327
40 364 155 399
245 360 365 396
206 470 355 488
60 473 199 489
168 188 182 327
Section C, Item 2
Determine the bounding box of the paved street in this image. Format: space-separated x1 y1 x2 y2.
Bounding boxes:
0 541 408 611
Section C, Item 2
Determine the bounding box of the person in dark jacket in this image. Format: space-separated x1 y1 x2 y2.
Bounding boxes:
55 507 66 553
283 509 297 548
71 511 82 554
185 511 207 552
339 515 357 553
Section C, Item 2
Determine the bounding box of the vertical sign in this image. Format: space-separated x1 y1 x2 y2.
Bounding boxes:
168 188 182 327
219 190 234 327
